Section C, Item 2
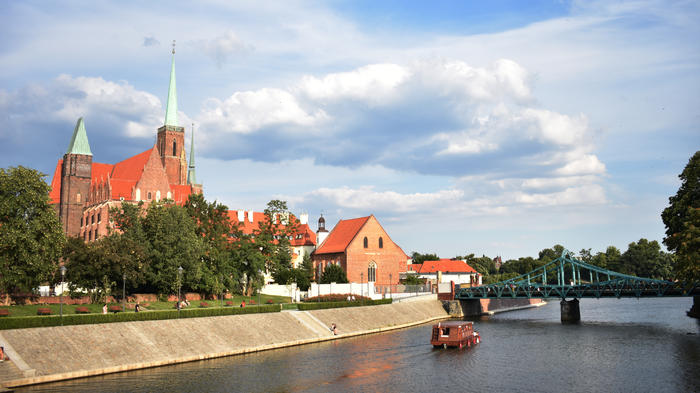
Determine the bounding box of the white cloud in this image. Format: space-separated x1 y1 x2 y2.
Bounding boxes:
201 30 252 67
299 64 411 104
303 186 463 213
199 88 328 135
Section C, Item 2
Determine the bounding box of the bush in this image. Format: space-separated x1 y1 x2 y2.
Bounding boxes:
200 302 209 308
266 299 274 304
304 293 371 302
249 300 256 305
37 308 52 315
225 301 233 306
297 298 392 311
0 309 9 317
75 307 90 314
109 305 122 313
0 305 282 330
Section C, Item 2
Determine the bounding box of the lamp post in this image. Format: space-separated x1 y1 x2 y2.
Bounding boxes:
361 272 364 299
177 266 183 317
60 265 66 325
122 273 126 312
389 273 392 299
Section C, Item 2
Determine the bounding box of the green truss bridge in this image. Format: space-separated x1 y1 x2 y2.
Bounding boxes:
455 249 699 321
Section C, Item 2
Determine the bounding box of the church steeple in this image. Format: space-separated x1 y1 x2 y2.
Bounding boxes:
164 40 178 127
157 41 187 185
187 123 197 185
66 117 92 156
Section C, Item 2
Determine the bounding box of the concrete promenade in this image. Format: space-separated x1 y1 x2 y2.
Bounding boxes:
0 296 448 388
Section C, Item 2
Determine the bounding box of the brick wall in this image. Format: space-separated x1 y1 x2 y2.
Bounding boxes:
345 216 407 285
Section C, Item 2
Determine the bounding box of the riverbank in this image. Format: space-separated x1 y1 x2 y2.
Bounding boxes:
0 296 449 388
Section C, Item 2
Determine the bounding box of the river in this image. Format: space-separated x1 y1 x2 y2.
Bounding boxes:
16 297 700 393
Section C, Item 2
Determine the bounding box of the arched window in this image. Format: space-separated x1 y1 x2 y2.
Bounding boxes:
363 237 368 248
379 237 383 248
368 262 376 282
172 140 177 156
147 191 152 200
76 193 81 203
135 188 141 201
156 190 161 202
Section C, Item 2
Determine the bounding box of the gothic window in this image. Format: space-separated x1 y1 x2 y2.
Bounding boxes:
135 188 141 201
172 140 177 156
363 237 368 248
94 229 98 240
167 191 172 199
379 237 384 248
156 190 161 202
147 191 152 200
76 193 81 203
88 230 92 241
91 214 95 224
368 262 377 282
97 213 101 223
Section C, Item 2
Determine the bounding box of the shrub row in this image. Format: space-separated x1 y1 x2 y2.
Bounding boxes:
0 304 281 330
304 293 372 303
297 298 392 311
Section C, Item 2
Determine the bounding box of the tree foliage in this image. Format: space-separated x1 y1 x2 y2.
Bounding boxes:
0 166 65 298
320 263 348 284
662 150 700 282
410 251 439 264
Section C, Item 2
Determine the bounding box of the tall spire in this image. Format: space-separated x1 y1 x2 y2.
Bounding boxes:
164 40 178 127
66 117 92 156
187 122 197 185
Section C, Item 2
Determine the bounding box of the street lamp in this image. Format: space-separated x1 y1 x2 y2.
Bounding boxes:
60 265 66 325
122 273 126 312
389 273 392 299
177 266 183 317
361 272 364 299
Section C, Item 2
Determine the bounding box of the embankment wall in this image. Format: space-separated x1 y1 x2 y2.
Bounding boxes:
444 298 546 317
0 298 448 388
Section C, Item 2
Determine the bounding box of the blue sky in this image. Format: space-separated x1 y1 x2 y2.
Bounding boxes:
1 0 698 260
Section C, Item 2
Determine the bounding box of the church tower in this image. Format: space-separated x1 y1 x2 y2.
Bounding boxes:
59 117 93 237
157 41 187 185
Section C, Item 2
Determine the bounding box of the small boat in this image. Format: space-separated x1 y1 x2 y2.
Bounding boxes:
431 321 480 349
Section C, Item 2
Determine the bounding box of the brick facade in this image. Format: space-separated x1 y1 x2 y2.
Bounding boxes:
312 215 408 285
58 153 92 237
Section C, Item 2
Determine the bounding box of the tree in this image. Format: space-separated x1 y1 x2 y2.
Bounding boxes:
662 150 700 282
320 264 348 284
619 239 674 280
0 166 65 300
256 200 298 284
411 252 439 264
184 194 238 297
590 246 621 270
292 252 314 291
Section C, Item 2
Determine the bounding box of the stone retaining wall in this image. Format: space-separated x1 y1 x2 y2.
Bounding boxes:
0 297 448 388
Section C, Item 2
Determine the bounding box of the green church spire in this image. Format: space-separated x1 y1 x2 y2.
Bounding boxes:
66 117 92 156
164 40 178 127
187 123 197 185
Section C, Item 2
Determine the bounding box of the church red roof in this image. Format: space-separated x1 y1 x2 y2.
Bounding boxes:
49 160 63 204
416 259 477 274
314 216 370 254
110 149 152 181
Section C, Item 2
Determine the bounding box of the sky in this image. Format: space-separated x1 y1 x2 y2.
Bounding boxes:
1 0 698 261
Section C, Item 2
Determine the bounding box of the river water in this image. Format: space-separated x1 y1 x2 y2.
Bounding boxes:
17 298 700 393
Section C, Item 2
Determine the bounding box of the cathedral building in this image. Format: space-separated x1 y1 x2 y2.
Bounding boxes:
49 49 202 241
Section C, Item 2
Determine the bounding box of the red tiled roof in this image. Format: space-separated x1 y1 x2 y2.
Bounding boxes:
109 179 134 200
91 162 114 186
49 160 63 204
170 184 195 204
110 149 152 181
314 216 370 254
416 259 477 274
291 223 316 247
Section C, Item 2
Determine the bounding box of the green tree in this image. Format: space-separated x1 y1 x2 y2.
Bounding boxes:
292 252 314 291
590 246 621 270
662 150 700 282
0 166 65 300
184 193 239 297
256 200 298 285
619 239 674 279
403 274 424 285
411 252 439 264
320 263 348 284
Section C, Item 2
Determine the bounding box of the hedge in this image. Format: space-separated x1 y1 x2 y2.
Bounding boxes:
0 304 281 330
297 298 392 311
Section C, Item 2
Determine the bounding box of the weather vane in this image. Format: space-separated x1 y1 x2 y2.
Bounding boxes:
172 40 176 55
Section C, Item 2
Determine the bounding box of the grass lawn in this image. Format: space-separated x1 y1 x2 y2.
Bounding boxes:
0 294 292 317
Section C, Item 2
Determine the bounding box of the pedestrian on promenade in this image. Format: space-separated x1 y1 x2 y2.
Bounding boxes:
241 300 246 308
330 323 338 335
102 304 108 314
135 302 140 312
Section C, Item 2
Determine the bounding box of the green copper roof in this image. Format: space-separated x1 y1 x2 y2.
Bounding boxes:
164 54 178 127
66 117 92 156
187 124 197 185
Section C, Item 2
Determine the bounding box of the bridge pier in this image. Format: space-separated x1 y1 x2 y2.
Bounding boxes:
560 299 580 323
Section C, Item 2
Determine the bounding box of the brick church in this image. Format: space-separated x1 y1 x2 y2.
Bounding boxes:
49 49 202 241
